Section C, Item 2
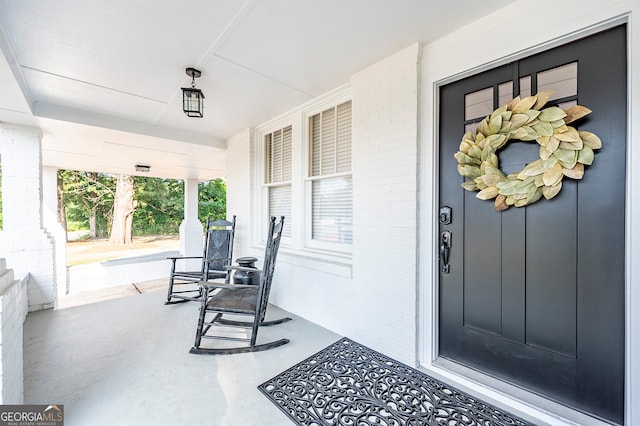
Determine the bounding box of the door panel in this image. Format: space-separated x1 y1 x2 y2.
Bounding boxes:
438 26 626 424
526 192 578 357
463 202 502 334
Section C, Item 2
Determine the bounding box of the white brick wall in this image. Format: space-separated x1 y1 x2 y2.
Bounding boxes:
227 44 420 364
350 43 420 362
226 129 253 258
0 259 28 404
0 124 56 311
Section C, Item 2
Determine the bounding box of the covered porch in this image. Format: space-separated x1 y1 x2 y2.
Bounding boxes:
26 281 562 426
23 283 342 426
2 1 640 425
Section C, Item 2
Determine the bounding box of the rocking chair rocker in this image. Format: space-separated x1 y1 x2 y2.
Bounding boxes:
190 216 291 355
165 216 236 304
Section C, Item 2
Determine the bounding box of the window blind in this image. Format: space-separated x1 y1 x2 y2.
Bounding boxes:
309 100 352 245
265 125 292 237
268 185 292 237
266 125 292 183
310 101 352 176
312 176 353 243
336 101 352 173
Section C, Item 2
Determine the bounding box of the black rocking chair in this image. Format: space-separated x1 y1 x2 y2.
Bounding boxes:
190 216 291 355
165 216 236 304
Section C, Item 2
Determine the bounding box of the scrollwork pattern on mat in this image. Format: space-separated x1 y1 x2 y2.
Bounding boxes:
259 338 531 426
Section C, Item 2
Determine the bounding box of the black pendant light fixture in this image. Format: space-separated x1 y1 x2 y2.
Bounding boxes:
182 67 205 118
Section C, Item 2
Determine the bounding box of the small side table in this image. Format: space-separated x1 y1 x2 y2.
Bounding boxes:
233 257 260 285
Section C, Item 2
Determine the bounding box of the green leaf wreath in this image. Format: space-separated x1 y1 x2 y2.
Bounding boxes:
455 91 602 210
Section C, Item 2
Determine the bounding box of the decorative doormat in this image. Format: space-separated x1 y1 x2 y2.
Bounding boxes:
258 338 532 426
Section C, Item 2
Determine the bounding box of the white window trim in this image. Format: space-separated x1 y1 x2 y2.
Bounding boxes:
253 84 352 260
303 173 353 254
254 116 295 247
302 90 353 254
264 124 293 240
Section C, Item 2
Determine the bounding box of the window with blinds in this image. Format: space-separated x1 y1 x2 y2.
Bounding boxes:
265 125 292 237
308 101 352 245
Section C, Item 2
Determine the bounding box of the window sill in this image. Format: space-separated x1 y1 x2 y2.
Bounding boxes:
277 247 353 279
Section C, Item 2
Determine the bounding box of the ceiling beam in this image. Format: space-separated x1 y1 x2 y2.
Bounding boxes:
33 102 226 149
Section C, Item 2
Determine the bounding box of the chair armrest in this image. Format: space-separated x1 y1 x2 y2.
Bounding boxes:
197 281 257 290
167 255 204 260
224 265 264 274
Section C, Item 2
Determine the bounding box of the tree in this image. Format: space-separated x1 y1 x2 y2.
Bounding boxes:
198 178 227 222
58 171 227 238
56 171 67 240
109 174 137 245
60 170 114 237
133 177 184 234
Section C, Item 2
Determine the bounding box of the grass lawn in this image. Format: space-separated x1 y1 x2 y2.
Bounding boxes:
66 235 180 266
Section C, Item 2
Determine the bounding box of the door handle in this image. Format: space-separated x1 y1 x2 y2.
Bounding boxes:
440 230 451 273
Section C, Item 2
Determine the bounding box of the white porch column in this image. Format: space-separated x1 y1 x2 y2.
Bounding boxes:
179 178 202 269
42 166 67 301
0 124 56 311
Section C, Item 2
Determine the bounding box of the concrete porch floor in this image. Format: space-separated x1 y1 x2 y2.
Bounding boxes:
23 282 341 426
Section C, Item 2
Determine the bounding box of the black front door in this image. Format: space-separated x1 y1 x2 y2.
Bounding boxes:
438 26 626 424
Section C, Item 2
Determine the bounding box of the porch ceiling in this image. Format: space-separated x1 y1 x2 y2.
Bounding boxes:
0 0 511 180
